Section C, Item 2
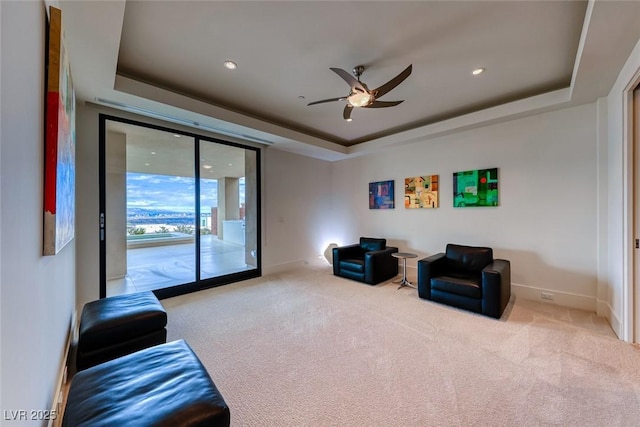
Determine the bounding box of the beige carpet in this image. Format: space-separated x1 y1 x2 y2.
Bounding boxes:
163 263 640 426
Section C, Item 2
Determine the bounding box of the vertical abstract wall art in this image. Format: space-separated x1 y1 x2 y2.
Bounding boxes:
404 175 439 208
44 6 76 255
453 168 498 207
369 180 395 209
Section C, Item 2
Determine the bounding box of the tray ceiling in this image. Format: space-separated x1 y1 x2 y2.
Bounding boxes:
59 0 640 160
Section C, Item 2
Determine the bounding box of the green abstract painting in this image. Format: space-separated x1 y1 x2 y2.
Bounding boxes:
453 168 498 207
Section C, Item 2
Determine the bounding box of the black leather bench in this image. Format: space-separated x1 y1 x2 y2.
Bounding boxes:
76 291 167 371
63 339 230 426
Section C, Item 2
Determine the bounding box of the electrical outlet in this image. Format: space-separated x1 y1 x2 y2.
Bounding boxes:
540 292 554 301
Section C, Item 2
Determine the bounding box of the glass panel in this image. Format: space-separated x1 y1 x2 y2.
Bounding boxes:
102 117 260 299
106 122 195 296
199 141 258 279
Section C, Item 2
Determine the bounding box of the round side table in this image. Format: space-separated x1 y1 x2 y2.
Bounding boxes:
392 252 418 289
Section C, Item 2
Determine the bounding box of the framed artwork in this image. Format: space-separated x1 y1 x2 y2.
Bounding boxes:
369 180 395 209
43 6 76 255
453 168 498 208
405 175 439 208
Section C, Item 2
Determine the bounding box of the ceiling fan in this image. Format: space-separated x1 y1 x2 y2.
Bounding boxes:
307 64 412 121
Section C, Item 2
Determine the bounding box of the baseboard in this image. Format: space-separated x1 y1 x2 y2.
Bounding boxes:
405 266 598 311
597 299 623 338
49 309 79 427
511 283 596 312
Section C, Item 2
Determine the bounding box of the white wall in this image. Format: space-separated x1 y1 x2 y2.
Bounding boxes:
0 1 76 423
332 103 599 310
596 97 610 322
75 103 101 306
105 131 127 279
262 148 334 272
605 35 640 340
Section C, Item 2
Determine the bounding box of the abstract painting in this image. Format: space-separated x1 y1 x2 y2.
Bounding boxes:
405 175 439 208
44 6 76 255
453 168 498 207
369 180 394 209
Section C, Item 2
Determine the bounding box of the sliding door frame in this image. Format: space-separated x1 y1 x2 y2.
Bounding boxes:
98 114 262 299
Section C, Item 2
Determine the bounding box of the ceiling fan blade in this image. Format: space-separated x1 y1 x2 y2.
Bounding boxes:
307 96 346 106
343 104 353 120
372 64 412 98
330 68 367 93
365 100 404 108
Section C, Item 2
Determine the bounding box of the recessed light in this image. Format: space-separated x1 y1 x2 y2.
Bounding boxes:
203 165 212 169
228 163 233 166
173 134 181 138
151 151 156 155
144 162 150 166
224 60 237 70
472 68 485 75
345 118 353 122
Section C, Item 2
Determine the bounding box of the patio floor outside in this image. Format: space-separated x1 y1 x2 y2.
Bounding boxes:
107 234 254 296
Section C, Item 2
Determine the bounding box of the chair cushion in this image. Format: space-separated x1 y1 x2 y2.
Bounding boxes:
340 259 365 273
445 244 493 273
431 275 482 299
360 237 386 252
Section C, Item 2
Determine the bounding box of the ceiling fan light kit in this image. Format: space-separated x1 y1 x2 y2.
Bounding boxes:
308 64 412 121
347 92 374 107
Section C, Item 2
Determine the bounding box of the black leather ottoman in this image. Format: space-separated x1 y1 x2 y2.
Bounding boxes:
63 340 230 427
76 291 167 371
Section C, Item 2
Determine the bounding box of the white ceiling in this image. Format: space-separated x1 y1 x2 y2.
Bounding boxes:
107 121 248 179
59 0 640 161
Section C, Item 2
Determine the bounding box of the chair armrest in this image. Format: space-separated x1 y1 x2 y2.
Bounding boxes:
333 244 363 275
417 253 446 299
364 247 399 284
481 259 511 318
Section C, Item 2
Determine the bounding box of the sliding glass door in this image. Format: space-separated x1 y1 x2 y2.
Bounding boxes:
198 141 258 280
100 115 261 299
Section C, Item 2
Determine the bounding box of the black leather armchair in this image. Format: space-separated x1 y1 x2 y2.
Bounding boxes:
333 237 399 285
417 244 511 318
